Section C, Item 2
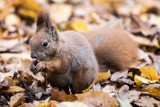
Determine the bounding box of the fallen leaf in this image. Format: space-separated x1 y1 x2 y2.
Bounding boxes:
4 14 21 26
140 66 159 80
10 93 25 107
76 91 119 107
5 76 16 86
50 88 77 102
0 39 19 52
55 101 89 107
117 85 141 102
50 4 73 24
111 71 128 82
1 86 25 93
134 75 149 86
0 71 15 83
134 96 160 107
83 71 111 92
143 88 160 97
37 102 57 107
117 98 132 107
19 8 37 19
71 19 89 31
134 75 157 86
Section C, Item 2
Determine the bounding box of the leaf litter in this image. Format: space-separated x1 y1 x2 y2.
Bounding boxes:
0 0 160 107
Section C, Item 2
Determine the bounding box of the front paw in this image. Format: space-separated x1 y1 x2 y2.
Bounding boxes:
30 61 45 74
30 60 39 72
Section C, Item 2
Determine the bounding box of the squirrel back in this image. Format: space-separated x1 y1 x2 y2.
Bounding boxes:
84 27 138 71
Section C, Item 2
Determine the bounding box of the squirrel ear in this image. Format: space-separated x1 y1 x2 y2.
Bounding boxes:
50 25 59 41
36 10 52 31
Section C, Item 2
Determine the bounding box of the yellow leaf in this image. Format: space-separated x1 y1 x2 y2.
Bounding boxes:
71 20 89 32
38 102 57 107
134 75 157 86
24 0 41 12
134 75 149 86
144 88 160 97
5 76 16 86
18 8 37 19
83 71 111 92
140 66 159 80
91 0 109 4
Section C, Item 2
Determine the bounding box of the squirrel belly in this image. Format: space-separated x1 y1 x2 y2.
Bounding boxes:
84 27 138 72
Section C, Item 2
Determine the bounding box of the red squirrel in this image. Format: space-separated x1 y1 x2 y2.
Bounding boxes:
29 11 99 93
30 11 138 93
84 27 138 72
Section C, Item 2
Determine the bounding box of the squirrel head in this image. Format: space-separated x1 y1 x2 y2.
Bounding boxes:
29 11 59 61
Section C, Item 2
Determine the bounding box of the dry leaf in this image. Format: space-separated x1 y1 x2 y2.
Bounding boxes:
2 86 25 93
56 101 89 107
117 85 141 102
4 76 16 86
76 91 119 107
143 88 160 97
50 88 77 102
83 71 111 92
18 8 37 19
0 71 15 83
140 66 159 80
111 71 128 82
10 93 25 107
0 39 19 52
134 75 157 86
37 102 57 107
4 14 21 26
134 96 160 107
71 19 89 31
50 4 73 24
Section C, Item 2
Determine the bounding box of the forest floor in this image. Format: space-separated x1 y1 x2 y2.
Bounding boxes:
0 0 160 107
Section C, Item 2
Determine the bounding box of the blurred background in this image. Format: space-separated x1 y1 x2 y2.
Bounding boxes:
0 0 160 54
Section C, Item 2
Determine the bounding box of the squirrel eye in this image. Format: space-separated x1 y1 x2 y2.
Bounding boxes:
42 40 48 47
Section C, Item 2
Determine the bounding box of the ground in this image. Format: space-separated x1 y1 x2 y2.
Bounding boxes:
0 0 160 107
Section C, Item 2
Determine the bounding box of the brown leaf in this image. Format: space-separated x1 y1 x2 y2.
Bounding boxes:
10 93 25 107
130 15 156 36
76 91 119 107
1 86 25 93
50 88 77 102
111 71 128 82
117 85 141 102
134 96 160 107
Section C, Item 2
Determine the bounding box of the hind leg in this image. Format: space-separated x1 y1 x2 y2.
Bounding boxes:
47 73 70 93
72 69 98 93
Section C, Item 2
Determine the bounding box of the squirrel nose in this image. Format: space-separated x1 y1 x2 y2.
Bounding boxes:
31 53 37 58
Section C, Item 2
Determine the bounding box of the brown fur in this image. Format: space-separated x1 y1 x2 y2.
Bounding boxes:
29 11 99 93
84 27 138 71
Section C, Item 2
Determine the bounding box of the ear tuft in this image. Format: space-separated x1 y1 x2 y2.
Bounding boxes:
36 10 52 31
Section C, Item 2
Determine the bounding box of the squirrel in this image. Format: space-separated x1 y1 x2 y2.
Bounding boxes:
29 11 99 93
84 27 138 72
30 11 138 93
